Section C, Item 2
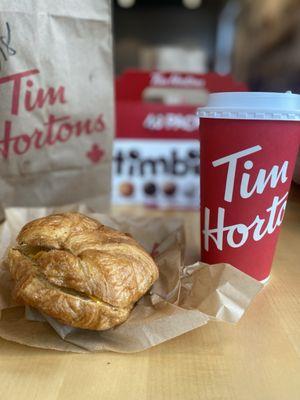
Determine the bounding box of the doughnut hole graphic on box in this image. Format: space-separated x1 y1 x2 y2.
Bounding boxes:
112 70 247 210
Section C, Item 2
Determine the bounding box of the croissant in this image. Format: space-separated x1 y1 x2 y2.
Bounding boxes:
5 212 159 330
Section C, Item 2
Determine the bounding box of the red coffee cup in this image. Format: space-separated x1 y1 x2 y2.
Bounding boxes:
198 92 300 282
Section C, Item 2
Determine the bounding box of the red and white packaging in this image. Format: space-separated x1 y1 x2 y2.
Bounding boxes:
113 70 246 209
198 92 300 281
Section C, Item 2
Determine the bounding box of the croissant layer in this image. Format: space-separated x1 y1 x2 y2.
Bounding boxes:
6 212 159 330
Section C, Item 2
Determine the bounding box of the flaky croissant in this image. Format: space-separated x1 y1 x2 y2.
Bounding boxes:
5 212 159 330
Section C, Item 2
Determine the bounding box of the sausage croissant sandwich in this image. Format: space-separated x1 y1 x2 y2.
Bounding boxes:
5 212 159 330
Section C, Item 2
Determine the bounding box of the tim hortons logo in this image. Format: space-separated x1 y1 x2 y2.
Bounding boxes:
0 69 106 159
150 72 205 88
114 148 199 176
203 145 289 251
143 113 199 132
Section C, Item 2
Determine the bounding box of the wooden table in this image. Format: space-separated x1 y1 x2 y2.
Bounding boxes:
0 184 299 400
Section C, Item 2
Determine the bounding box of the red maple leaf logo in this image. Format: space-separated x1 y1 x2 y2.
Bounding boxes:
86 144 105 164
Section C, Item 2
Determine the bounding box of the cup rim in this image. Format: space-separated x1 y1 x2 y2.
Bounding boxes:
197 91 300 121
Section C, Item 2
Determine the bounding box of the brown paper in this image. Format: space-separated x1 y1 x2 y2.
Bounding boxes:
0 207 263 353
0 1 114 220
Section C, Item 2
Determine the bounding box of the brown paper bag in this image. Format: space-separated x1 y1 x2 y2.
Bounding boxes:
0 207 263 353
0 1 114 220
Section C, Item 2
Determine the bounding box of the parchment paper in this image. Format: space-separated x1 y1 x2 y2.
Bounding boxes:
0 207 263 353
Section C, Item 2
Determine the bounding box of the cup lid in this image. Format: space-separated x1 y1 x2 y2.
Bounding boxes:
197 91 300 120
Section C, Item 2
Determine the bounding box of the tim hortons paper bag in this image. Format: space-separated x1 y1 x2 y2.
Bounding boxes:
0 0 114 221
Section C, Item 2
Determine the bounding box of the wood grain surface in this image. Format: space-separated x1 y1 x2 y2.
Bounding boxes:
0 184 299 400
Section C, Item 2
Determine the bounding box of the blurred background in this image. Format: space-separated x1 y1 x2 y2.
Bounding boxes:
114 0 300 91
112 0 300 208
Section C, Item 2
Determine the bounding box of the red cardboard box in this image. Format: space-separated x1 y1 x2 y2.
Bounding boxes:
112 70 247 209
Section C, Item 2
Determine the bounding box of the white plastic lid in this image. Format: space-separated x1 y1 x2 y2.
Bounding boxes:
197 91 300 120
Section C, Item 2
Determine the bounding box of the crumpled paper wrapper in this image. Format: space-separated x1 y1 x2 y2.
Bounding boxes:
0 207 263 353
